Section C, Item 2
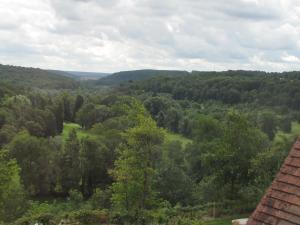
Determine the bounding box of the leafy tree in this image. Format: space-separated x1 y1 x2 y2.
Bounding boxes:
251 134 295 196
156 141 195 206
9 131 55 196
156 164 195 206
156 111 165 128
279 116 292 133
73 95 84 118
178 116 193 137
0 150 27 222
89 188 112 209
60 130 81 194
63 94 73 122
76 103 111 129
200 110 268 201
0 124 16 147
52 98 64 133
80 137 110 197
144 97 168 117
165 107 180 132
43 108 57 136
24 121 44 137
111 116 164 224
0 110 7 129
192 114 222 142
259 111 278 140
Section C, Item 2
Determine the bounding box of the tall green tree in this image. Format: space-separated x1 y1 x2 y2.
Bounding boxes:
0 150 26 222
63 95 73 122
60 130 81 194
111 116 164 224
73 95 84 118
80 137 110 197
156 141 195 206
9 132 55 196
259 111 278 140
201 110 269 201
52 98 64 133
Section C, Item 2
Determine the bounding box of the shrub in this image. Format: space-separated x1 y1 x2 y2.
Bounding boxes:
68 209 109 225
88 188 111 209
13 213 55 225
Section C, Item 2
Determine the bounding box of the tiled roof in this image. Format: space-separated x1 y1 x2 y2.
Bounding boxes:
247 137 300 225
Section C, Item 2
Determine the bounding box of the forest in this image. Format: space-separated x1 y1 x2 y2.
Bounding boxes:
1 65 300 225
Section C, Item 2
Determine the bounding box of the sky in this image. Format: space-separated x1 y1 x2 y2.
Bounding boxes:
0 0 300 73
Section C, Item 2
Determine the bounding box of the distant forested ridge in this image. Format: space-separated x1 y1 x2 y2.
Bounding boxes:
0 64 78 89
48 70 110 80
1 66 300 225
124 70 300 109
97 69 189 85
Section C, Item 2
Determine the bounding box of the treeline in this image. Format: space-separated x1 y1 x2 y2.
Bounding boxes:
127 70 300 109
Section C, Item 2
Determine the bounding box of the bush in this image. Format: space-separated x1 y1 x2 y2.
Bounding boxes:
68 189 84 207
67 209 109 225
177 218 202 225
13 213 55 225
88 188 111 209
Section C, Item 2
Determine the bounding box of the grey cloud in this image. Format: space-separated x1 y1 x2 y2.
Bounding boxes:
0 0 300 72
216 1 282 21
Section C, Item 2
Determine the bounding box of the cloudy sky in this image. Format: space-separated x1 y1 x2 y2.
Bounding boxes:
0 0 300 72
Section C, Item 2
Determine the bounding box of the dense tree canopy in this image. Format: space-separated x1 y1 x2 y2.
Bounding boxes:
1 68 299 224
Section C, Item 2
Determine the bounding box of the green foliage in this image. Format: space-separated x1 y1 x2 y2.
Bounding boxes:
67 209 109 225
259 111 278 140
0 150 27 222
80 137 110 197
111 116 165 224
157 163 195 206
88 188 111 209
76 103 111 128
14 213 55 225
164 132 192 147
0 124 16 147
13 200 107 225
9 131 58 195
192 114 222 143
60 130 81 193
68 190 84 208
200 110 269 204
73 95 84 118
175 110 275 214
250 132 296 196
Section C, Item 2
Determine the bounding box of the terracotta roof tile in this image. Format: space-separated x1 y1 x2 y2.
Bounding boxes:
247 138 300 225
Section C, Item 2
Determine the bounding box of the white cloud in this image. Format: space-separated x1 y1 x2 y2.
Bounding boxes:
0 0 300 72
282 53 300 63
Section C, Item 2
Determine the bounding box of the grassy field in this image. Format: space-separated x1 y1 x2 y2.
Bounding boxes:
63 123 193 147
62 123 97 141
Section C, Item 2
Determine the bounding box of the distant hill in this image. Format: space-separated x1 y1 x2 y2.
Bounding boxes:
96 69 189 85
49 70 110 80
0 64 78 89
